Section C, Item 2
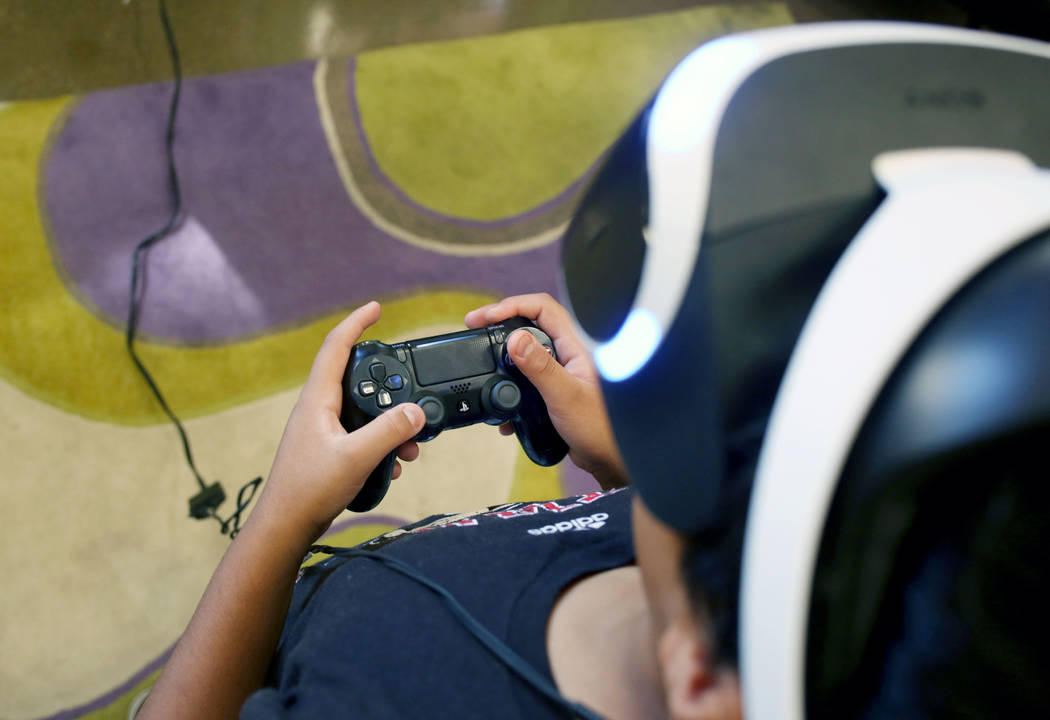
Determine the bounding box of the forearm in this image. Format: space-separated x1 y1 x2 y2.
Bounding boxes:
135 302 427 719
139 502 312 720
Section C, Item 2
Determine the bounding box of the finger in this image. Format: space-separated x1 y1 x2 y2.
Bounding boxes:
484 293 586 358
343 402 426 471
484 293 564 325
498 422 514 436
392 461 402 480
396 441 420 462
301 301 381 412
464 302 500 329
507 329 579 409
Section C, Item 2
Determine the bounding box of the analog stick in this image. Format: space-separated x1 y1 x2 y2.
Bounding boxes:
418 396 445 427
490 380 521 413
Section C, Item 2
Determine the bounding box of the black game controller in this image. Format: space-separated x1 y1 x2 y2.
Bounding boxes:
340 317 569 511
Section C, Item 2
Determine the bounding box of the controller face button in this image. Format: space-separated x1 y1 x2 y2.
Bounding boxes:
376 390 393 408
384 374 405 391
369 362 387 381
491 380 521 413
419 397 445 425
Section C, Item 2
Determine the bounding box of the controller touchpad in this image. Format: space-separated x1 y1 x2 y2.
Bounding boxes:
412 336 495 386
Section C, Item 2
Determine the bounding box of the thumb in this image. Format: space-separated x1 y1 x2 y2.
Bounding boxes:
345 402 425 468
507 330 575 409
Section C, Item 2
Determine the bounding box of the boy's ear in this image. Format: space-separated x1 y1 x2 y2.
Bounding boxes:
657 616 743 720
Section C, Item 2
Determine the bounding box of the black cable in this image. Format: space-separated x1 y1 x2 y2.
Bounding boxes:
124 0 197 485
126 0 259 537
307 546 607 720
219 476 262 538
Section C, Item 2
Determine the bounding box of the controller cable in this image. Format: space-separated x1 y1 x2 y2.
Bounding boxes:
306 545 607 720
126 0 260 538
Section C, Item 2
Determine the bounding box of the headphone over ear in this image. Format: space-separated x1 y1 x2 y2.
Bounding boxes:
559 21 1050 718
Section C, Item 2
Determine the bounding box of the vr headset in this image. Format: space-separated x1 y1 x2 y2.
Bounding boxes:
559 22 1050 719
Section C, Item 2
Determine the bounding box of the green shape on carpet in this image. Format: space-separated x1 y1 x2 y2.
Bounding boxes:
355 2 792 220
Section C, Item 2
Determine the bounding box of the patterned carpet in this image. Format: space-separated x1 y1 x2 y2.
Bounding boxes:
0 4 792 718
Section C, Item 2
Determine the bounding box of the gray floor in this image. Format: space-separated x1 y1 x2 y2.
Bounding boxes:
1 0 973 100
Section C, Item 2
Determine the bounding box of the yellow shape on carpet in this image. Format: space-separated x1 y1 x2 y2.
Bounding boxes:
355 3 792 220
78 670 160 720
302 523 399 567
509 446 565 503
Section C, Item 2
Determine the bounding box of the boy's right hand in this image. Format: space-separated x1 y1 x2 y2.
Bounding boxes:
465 293 629 490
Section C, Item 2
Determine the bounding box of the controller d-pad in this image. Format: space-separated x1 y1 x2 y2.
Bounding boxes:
369 362 387 382
384 374 404 391
377 390 393 408
358 380 376 396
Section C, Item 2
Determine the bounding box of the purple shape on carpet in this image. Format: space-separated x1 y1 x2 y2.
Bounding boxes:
560 457 601 496
43 62 567 344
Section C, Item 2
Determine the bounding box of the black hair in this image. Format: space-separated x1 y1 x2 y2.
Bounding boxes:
679 425 758 668
681 514 746 668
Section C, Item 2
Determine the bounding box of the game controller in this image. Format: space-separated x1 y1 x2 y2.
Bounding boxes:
340 317 569 511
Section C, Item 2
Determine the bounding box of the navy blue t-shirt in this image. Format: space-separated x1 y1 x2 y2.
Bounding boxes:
241 487 635 719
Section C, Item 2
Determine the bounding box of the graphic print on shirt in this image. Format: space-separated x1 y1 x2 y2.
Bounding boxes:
526 512 609 535
358 487 627 551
